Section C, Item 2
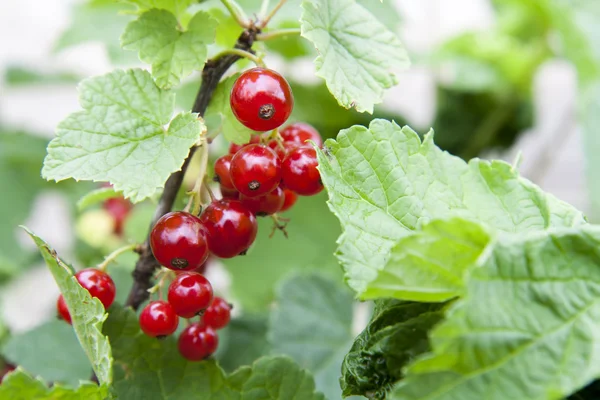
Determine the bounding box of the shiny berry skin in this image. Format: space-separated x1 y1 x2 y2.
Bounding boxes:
280 188 298 212
200 200 257 258
57 295 72 324
280 123 322 147
267 139 297 161
150 211 209 271
167 272 213 318
220 185 239 200
75 268 116 309
230 68 294 132
202 297 231 330
230 144 282 197
240 186 284 216
213 154 235 190
139 301 179 338
178 323 219 361
282 147 323 196
229 135 260 155
103 197 131 235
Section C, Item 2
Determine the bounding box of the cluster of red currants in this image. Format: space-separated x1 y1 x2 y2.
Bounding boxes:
138 271 231 361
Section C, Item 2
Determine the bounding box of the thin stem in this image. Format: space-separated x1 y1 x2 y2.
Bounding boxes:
212 48 265 68
220 0 250 28
258 0 287 28
256 28 300 41
259 0 271 17
191 140 210 216
97 243 139 272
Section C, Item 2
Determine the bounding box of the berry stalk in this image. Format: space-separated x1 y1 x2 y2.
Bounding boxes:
125 28 260 310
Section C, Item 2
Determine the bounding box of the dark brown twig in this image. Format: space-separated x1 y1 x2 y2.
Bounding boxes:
125 28 259 310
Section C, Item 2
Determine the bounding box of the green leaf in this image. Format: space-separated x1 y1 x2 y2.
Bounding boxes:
362 218 491 302
0 369 108 400
268 273 354 399
341 300 446 399
300 0 410 113
77 187 120 210
392 224 600 400
228 356 325 400
54 0 136 65
217 315 270 373
2 321 90 386
205 75 255 143
104 305 324 399
23 229 113 385
317 119 586 295
122 10 217 89
222 193 341 311
42 69 203 203
122 0 196 22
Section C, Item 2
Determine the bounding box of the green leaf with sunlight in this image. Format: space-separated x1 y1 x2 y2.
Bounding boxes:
3 66 79 87
362 218 491 302
228 356 326 400
342 300 446 399
77 187 119 211
104 305 324 399
121 10 217 89
392 223 600 400
122 0 196 22
300 0 410 113
222 193 341 311
24 229 112 385
205 74 255 144
42 69 203 203
3 321 90 386
0 369 108 400
317 119 586 295
268 273 354 399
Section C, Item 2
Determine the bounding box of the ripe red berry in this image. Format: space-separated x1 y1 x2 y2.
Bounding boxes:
213 154 235 190
167 272 213 318
178 323 218 361
280 123 322 147
103 197 132 235
57 295 72 324
150 211 209 271
240 186 285 216
220 185 239 200
230 144 281 197
282 147 323 196
202 297 231 330
200 200 257 258
280 188 298 212
139 300 179 338
267 139 297 161
75 268 116 309
229 135 261 155
230 67 294 132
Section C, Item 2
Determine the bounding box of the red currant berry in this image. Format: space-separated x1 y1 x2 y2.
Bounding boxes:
75 268 116 309
178 323 218 361
150 211 209 271
230 144 281 197
57 295 72 324
174 257 210 275
230 68 294 132
202 297 231 330
240 186 284 216
220 185 239 200
267 139 297 161
280 123 322 147
167 272 213 318
139 300 179 338
282 147 323 196
200 200 257 258
280 188 298 212
229 135 261 155
103 197 131 235
213 154 235 190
